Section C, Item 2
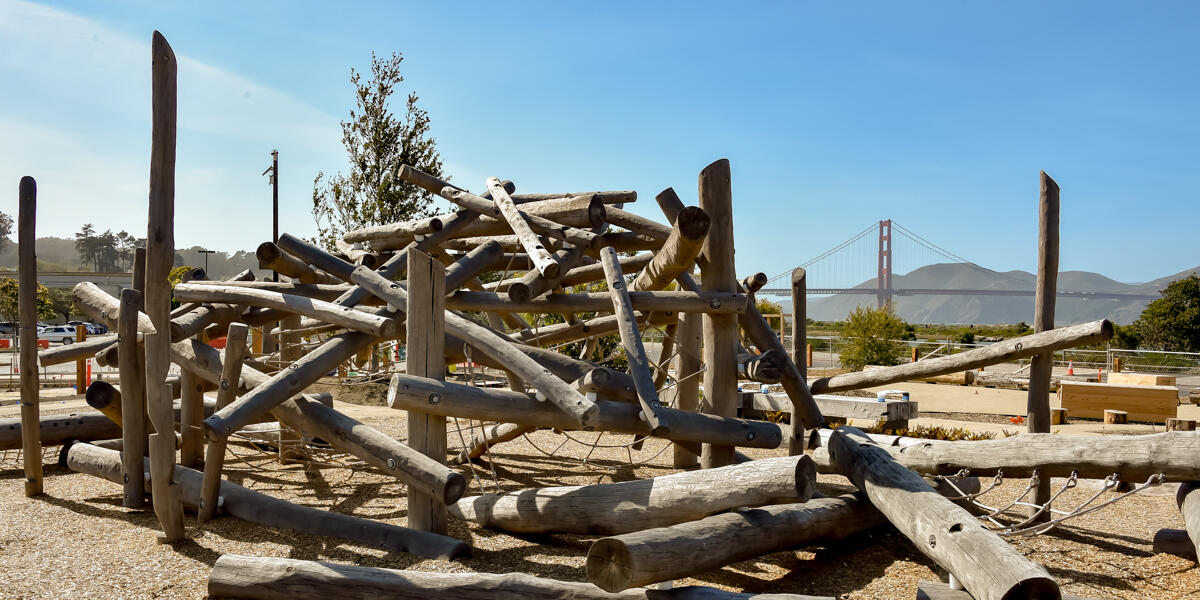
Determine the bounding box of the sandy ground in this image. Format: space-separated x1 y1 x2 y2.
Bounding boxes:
1 385 1198 599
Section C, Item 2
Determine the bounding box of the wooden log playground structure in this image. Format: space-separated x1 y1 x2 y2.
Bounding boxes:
5 30 1199 600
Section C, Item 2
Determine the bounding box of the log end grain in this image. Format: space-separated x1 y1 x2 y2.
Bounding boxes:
795 453 818 502
442 472 467 506
676 205 711 240
506 282 532 304
585 537 634 593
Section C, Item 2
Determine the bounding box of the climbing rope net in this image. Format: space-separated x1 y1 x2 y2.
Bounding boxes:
931 468 1167 536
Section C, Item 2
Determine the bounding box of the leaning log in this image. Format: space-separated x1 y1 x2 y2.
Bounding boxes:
811 431 1200 481
586 494 885 592
511 311 676 347
809 320 1113 394
444 290 745 314
601 246 669 434
449 422 535 464
1178 481 1200 561
207 554 830 600
173 284 400 339
73 281 156 334
826 427 1058 600
37 336 114 366
450 455 815 535
387 374 781 449
66 443 469 560
628 205 709 292
257 241 342 285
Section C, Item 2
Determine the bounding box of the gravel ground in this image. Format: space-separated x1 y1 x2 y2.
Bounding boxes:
1 399 1198 599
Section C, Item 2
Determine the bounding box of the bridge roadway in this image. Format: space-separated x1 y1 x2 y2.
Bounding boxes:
758 287 1158 301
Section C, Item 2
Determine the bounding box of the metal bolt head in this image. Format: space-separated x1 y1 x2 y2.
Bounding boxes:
710 299 721 309
429 393 441 405
386 458 397 469
928 534 936 548
747 432 755 440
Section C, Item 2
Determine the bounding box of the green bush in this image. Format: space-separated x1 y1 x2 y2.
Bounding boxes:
838 303 909 371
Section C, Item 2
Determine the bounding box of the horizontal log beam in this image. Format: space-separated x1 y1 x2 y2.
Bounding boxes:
445 290 745 314
173 284 399 339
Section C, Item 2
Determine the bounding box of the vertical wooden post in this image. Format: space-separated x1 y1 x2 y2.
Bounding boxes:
1027 171 1059 519
118 289 146 507
788 267 807 456
18 176 42 497
251 326 263 357
75 325 87 392
277 315 303 461
698 159 738 469
1113 357 1122 373
911 347 919 363
133 247 147 310
672 312 702 468
179 369 204 468
406 249 447 533
806 344 813 368
199 322 249 524
145 31 185 542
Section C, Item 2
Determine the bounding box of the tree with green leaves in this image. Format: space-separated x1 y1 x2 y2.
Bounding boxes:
0 211 12 243
1118 274 1200 352
0 278 56 324
312 51 445 249
838 303 909 371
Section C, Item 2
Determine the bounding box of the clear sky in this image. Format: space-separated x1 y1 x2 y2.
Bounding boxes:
1 0 1196 284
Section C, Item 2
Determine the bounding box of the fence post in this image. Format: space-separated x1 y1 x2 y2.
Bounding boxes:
75 325 87 391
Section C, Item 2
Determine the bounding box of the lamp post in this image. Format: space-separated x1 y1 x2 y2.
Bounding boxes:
262 150 279 282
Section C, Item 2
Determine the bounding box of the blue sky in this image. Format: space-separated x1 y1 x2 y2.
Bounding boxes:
1 1 1196 285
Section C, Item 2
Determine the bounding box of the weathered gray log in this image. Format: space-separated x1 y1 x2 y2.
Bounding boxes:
511 311 676 347
445 290 744 314
486 176 562 277
18 175 41 496
443 240 504 291
199 323 245 525
440 232 658 255
145 31 185 542
173 284 399 338
387 374 780 449
170 303 244 342
207 554 828 600
1028 171 1061 517
603 205 672 241
0 412 122 450
441 183 600 250
37 336 114 366
674 311 702 467
66 443 469 560
586 494 885 592
451 455 814 535
790 268 806 379
698 159 739 469
449 422 535 464
826 427 1058 600
404 249 449 533
601 246 669 434
351 265 598 427
811 431 1200 481
809 320 1113 394
740 272 768 294
257 241 342 285
1177 481 1200 561
342 213 444 243
739 350 787 384
486 253 653 293
74 281 156 334
915 581 1092 600
629 206 710 292
512 189 634 204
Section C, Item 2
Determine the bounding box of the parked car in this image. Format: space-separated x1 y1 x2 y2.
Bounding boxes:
40 325 77 344
0 322 15 335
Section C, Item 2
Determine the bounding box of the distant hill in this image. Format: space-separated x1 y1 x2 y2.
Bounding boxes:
799 263 1200 325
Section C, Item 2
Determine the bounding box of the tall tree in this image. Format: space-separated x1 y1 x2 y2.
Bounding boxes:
0 211 12 243
312 51 445 249
74 223 98 270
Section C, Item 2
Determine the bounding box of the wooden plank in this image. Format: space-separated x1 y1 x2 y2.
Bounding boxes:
18 176 41 496
405 249 447 534
1107 372 1176 387
752 393 918 424
1055 381 1177 422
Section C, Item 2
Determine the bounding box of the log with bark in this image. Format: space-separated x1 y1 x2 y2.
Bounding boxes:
257 241 342 285
444 290 745 314
825 427 1058 600
207 554 831 600
601 246 669 434
451 455 814 535
586 494 885 591
66 443 469 560
173 284 400 339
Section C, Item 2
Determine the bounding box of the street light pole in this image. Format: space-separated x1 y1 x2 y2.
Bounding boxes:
198 249 216 273
263 150 279 282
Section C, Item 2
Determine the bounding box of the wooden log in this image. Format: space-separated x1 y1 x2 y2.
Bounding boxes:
811 431 1200 481
487 176 562 278
826 427 1058 600
118 288 147 507
628 206 709 292
512 189 635 204
207 554 828 600
443 240 504 291
738 350 787 384
1 412 123 450
84 380 124 424
449 422 534 464
74 281 156 334
1027 171 1060 517
1103 409 1128 424
17 175 41 496
351 265 599 427
37 336 113 366
586 494 884 592
216 323 250 410
387 374 780 449
67 443 470 560
1167 418 1196 431
486 253 654 293
740 272 768 294
699 160 740 469
173 284 399 338
445 290 744 314
673 311 702 468
199 323 246 524
170 303 244 342
810 320 1114 394
601 246 669 434
405 249 449 534
512 311 675 348
440 184 600 250
257 241 341 285
1153 528 1196 560
451 455 814 535
1177 481 1200 560
180 370 205 467
145 30 185 542
915 581 1093 600
790 268 806 380
603 205 672 240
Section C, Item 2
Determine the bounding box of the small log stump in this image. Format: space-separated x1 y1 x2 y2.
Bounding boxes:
1166 418 1196 432
1050 408 1068 425
1104 409 1128 425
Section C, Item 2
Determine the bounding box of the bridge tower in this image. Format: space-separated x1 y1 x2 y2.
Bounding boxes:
876 219 892 308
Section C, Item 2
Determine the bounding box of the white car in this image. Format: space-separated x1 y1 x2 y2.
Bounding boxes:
40 325 77 344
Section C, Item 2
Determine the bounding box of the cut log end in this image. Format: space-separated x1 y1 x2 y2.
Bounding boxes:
585 537 634 593
506 282 532 304
794 454 818 502
1002 577 1061 600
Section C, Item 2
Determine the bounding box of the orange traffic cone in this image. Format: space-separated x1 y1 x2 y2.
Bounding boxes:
1098 367 1103 381
1066 361 1074 376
